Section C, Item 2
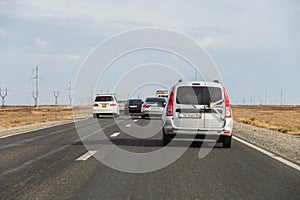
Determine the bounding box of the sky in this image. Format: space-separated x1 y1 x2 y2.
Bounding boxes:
0 0 299 105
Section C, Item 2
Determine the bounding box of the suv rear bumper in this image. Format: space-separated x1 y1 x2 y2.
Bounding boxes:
162 117 233 136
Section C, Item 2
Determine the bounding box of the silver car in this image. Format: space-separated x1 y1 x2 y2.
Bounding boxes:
142 97 167 119
162 81 233 148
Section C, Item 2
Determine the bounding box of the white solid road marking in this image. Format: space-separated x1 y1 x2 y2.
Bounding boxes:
125 124 131 127
233 136 300 172
110 132 120 137
133 119 138 122
76 150 97 161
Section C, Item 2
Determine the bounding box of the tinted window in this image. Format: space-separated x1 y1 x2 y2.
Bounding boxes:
129 99 143 104
145 98 166 106
176 86 222 105
95 96 113 102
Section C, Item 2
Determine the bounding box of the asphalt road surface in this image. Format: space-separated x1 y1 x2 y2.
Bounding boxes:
1 116 299 200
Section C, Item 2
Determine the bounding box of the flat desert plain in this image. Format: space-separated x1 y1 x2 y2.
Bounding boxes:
232 105 300 135
0 105 299 136
0 105 90 129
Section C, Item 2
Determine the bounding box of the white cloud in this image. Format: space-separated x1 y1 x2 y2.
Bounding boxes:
198 36 229 48
35 37 51 48
0 27 6 37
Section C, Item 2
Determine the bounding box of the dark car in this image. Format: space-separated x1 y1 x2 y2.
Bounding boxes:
128 99 143 115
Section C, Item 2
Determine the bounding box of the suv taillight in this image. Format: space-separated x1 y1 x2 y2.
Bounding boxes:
93 103 99 107
110 103 116 106
224 87 232 118
166 86 175 116
143 104 150 108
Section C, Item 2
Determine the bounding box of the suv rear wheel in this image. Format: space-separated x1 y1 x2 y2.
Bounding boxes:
222 136 232 148
162 129 174 146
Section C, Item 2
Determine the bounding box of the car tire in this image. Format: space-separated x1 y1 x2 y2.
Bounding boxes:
162 129 173 146
141 114 145 119
222 136 232 148
113 113 119 118
93 114 97 118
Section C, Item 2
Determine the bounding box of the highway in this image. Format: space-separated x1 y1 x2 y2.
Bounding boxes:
1 117 299 200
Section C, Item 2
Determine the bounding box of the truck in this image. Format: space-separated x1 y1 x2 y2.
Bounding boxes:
156 90 168 99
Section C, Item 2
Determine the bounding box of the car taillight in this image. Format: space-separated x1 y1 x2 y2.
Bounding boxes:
110 103 116 106
137 105 142 109
93 103 99 107
143 104 150 108
224 87 232 118
166 86 175 116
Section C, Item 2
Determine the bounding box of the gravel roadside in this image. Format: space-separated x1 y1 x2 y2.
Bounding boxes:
233 122 300 165
1 118 299 166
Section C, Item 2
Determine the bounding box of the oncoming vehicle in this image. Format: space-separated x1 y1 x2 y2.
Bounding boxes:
142 97 167 119
93 94 119 118
162 81 233 148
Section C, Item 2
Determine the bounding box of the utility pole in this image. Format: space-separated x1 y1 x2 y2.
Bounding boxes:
264 91 267 105
280 88 283 106
66 81 72 106
31 66 40 107
0 87 8 107
90 86 93 105
53 91 60 106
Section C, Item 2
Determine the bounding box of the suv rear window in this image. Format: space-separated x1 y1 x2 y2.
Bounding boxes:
176 86 222 105
95 96 113 102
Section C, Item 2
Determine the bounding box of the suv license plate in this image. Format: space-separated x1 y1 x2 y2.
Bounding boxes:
179 113 202 118
102 104 107 107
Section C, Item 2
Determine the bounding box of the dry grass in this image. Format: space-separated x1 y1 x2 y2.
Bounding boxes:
232 105 300 136
0 105 91 129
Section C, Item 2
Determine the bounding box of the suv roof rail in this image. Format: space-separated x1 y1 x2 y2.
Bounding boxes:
213 80 220 83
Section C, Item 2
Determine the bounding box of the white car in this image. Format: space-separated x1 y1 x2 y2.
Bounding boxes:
117 99 127 111
162 81 233 147
142 97 167 119
93 95 119 118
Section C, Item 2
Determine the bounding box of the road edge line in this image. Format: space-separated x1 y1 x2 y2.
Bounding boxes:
233 136 300 172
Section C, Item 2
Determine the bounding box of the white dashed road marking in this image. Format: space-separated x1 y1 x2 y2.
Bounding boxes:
110 132 120 137
125 124 131 127
133 120 138 122
76 151 97 161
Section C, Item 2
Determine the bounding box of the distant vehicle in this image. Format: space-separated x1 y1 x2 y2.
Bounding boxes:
128 99 143 116
93 94 119 118
124 100 129 115
156 90 168 99
117 99 127 111
142 97 167 119
162 81 233 147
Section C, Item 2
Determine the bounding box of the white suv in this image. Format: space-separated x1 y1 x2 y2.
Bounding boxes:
162 81 233 148
93 95 119 118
